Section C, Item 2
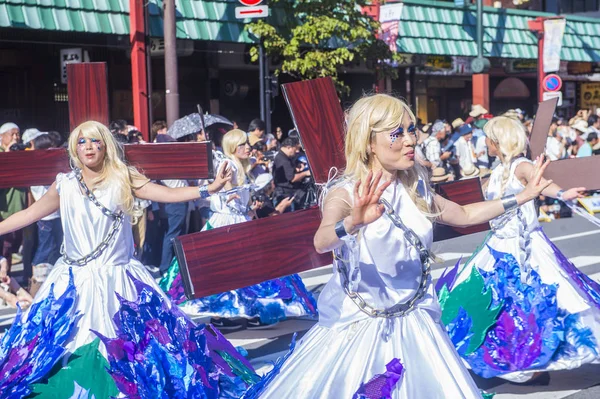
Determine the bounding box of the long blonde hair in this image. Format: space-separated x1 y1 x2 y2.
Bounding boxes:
342 94 436 217
68 121 148 219
222 129 251 186
483 115 528 198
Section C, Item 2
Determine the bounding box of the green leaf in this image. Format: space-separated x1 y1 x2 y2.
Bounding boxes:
29 339 119 399
245 0 397 95
440 267 503 355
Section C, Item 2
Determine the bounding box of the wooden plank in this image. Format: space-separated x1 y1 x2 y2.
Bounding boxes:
529 97 559 159
174 207 331 299
0 142 213 188
433 178 490 241
67 63 110 131
530 97 600 191
282 78 346 185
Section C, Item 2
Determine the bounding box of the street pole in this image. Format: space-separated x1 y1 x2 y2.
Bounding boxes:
528 17 546 104
164 0 179 127
259 41 266 122
265 59 272 135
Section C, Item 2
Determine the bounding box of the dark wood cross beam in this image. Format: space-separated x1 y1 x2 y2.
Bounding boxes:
0 61 214 188
529 97 600 191
0 143 214 189
175 77 487 299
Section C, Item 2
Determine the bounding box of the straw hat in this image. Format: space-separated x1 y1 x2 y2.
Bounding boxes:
452 118 465 130
469 104 488 118
572 119 589 134
431 167 451 183
461 164 480 179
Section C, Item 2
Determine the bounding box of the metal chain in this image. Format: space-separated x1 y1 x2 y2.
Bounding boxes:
61 169 124 266
335 198 434 319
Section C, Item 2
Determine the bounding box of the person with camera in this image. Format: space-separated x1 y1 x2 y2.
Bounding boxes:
273 137 310 212
0 123 27 279
253 174 294 218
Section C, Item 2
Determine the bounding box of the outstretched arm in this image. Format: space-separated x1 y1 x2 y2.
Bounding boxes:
436 155 552 228
514 161 586 201
0 183 60 236
134 161 233 203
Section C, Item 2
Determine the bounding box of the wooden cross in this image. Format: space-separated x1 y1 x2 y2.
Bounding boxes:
0 62 214 188
174 77 489 300
529 97 600 191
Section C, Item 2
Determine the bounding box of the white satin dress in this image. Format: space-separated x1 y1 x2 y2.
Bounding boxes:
31 172 168 355
259 180 482 398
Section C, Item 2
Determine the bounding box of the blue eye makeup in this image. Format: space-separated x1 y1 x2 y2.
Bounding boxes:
389 123 416 147
77 138 86 145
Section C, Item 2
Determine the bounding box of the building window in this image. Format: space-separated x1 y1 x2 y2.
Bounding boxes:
560 0 599 13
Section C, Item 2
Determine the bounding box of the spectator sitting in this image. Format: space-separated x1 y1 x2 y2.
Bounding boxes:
254 174 294 218
250 141 270 179
21 128 47 150
430 167 452 184
273 137 309 211
588 114 600 135
577 132 598 158
152 120 168 142
422 120 449 170
248 118 266 146
454 123 478 178
0 255 32 308
460 164 480 180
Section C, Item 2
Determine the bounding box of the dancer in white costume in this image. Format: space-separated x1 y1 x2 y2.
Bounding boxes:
258 95 553 398
440 116 597 384
0 121 262 398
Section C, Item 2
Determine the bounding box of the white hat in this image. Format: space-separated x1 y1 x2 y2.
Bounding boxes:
469 104 488 118
461 165 480 179
571 119 588 134
21 128 48 144
253 173 273 191
0 123 19 135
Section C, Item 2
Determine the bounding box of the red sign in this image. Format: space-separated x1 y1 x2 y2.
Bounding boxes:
542 74 562 92
238 0 263 5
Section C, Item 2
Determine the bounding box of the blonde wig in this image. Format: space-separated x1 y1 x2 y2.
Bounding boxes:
222 129 251 186
339 93 437 217
68 121 148 220
483 116 528 198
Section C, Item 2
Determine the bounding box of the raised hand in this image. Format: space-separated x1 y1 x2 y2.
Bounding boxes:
349 171 392 232
211 161 233 193
521 154 553 202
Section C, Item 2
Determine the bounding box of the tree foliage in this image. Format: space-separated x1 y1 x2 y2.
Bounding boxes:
247 0 400 94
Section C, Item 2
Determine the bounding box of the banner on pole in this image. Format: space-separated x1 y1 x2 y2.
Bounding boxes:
543 18 566 73
380 3 404 54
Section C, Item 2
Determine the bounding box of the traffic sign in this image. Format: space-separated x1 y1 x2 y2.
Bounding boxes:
238 0 263 5
543 91 563 106
235 5 268 18
543 74 562 92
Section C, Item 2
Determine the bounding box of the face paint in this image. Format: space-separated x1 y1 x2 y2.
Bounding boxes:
91 138 102 151
388 123 416 148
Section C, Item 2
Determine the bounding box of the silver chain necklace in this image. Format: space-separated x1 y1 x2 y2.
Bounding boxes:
61 169 124 266
335 196 434 319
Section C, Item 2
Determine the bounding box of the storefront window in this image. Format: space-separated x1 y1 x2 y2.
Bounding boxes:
559 0 599 13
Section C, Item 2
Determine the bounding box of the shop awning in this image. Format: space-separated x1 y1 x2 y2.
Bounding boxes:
398 0 600 62
0 0 254 43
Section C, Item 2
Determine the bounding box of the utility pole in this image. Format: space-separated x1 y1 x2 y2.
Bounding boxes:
471 0 491 110
259 42 266 123
164 0 179 127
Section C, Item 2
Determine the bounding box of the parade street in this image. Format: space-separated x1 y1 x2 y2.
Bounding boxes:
1 214 599 398
226 214 600 399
